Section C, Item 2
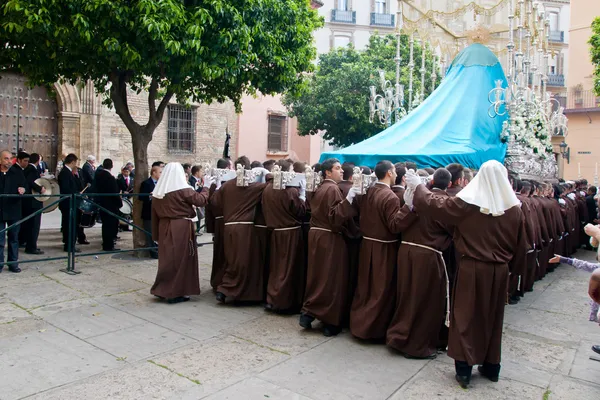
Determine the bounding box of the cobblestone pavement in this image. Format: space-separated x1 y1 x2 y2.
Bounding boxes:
1 228 600 399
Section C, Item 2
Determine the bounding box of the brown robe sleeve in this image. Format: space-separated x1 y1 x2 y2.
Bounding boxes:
151 202 159 242
509 210 528 275
535 202 550 245
385 199 418 234
327 189 357 231
182 187 209 207
286 187 307 219
413 184 470 225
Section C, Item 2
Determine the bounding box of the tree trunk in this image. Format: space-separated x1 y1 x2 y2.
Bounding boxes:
108 72 173 256
131 128 151 256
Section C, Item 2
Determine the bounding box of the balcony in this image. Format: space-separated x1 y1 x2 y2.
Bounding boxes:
549 30 564 43
527 74 565 87
547 74 565 87
563 89 600 113
370 13 395 27
331 9 356 24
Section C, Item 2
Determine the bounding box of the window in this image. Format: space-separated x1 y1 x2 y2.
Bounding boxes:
168 105 196 153
334 35 351 48
549 12 559 32
550 66 556 75
337 0 348 11
267 114 288 152
375 0 386 14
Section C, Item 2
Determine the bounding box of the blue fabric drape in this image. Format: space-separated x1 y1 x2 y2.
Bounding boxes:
319 44 509 169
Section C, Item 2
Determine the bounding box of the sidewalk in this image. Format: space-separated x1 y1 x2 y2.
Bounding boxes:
1 231 600 399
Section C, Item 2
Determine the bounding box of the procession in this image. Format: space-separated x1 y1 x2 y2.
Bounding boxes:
2 0 600 399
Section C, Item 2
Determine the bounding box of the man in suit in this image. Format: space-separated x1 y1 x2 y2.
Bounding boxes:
58 153 82 252
37 155 48 175
189 165 202 190
94 159 122 251
140 165 162 258
117 166 134 195
0 151 26 272
21 153 45 255
81 155 96 188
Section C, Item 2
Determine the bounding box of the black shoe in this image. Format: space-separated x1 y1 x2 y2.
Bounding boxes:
150 253 159 259
103 247 121 252
592 345 600 355
508 296 520 305
323 325 341 337
8 267 21 273
78 240 90 245
216 292 226 303
167 296 190 304
455 374 470 389
299 313 315 329
478 365 499 382
115 236 121 240
263 303 274 312
25 249 44 255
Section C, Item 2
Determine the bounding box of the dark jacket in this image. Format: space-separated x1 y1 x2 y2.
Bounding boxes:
0 165 26 220
189 175 202 192
94 168 122 212
117 175 134 193
37 160 47 175
58 166 80 212
586 195 598 223
139 177 155 220
23 164 43 211
81 162 95 187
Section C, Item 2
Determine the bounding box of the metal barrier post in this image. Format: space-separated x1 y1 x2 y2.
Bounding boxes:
60 193 80 275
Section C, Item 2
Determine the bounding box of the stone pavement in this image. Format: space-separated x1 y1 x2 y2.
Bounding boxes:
1 228 600 400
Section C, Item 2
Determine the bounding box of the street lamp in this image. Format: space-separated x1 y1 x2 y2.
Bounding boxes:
559 141 570 164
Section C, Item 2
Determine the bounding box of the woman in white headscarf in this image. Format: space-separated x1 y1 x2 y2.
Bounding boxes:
150 162 215 304
404 160 528 389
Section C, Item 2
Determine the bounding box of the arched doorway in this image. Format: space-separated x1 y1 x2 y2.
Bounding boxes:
0 72 59 171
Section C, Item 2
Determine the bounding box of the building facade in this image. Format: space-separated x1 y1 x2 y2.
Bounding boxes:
0 72 238 174
556 0 599 181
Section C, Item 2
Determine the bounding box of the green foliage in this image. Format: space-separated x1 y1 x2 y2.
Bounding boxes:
283 34 436 148
590 17 600 96
0 0 323 116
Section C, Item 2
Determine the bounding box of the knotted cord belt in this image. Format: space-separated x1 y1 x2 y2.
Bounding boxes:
363 236 398 244
274 226 301 232
401 241 450 327
224 221 254 226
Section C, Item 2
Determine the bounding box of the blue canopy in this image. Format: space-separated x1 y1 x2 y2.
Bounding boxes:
319 44 508 169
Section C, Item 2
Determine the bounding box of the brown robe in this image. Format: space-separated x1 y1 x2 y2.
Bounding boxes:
211 179 267 301
516 194 538 293
262 183 307 311
531 196 551 280
302 179 356 327
391 185 406 206
387 188 453 356
338 180 362 323
208 183 226 291
151 187 209 299
349 183 417 340
413 185 527 366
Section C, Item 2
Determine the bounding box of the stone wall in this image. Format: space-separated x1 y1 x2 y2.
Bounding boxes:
58 82 238 174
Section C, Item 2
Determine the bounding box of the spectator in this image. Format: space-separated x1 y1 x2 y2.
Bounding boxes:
58 153 81 253
81 155 96 187
95 159 122 251
0 151 26 272
21 153 45 255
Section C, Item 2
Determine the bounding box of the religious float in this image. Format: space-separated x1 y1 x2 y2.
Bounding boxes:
319 0 568 183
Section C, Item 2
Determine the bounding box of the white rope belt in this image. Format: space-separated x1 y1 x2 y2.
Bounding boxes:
273 226 301 232
363 236 398 244
224 221 254 226
215 216 224 220
401 241 450 327
310 227 333 233
255 225 267 229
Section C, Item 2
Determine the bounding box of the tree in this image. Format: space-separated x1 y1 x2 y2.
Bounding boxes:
1 0 322 250
590 17 600 96
283 34 436 148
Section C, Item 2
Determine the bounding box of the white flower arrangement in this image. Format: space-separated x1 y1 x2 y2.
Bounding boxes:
501 104 553 159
